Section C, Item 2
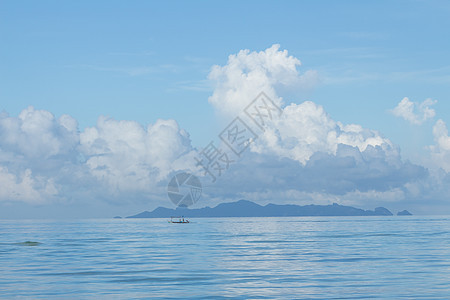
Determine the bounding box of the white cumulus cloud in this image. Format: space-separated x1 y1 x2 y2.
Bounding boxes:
390 97 437 125
251 101 395 165
0 107 196 204
0 106 79 160
0 107 78 203
79 116 196 194
0 166 58 204
208 44 318 118
430 119 450 172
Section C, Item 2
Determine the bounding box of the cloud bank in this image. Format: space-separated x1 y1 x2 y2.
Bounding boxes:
0 107 195 206
203 45 445 212
1 45 449 216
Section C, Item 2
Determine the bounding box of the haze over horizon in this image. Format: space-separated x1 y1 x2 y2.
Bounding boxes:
1 1 450 218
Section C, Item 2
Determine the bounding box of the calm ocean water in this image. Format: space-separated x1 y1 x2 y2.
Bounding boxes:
0 216 449 299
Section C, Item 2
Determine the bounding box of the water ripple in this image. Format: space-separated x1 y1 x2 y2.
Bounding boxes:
0 216 449 299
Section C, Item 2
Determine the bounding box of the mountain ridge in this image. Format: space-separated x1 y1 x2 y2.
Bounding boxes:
126 200 395 218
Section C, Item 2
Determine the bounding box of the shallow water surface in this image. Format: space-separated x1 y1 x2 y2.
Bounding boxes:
1 216 449 299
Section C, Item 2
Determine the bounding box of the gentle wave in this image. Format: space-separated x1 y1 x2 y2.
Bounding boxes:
0 216 449 299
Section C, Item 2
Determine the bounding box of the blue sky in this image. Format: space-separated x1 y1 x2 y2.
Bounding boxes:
1 1 450 218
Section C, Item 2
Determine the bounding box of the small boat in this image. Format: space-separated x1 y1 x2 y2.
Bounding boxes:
168 216 190 223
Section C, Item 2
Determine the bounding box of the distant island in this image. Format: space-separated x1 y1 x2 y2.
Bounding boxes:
127 200 397 218
397 210 413 216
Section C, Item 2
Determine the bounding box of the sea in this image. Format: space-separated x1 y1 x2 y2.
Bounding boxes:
0 216 449 299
